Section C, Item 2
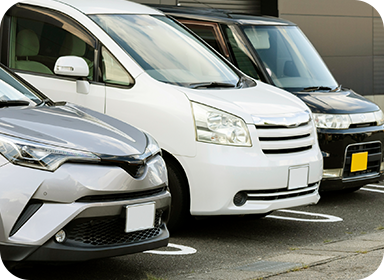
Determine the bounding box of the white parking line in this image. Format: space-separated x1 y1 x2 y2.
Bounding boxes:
361 187 384 194
364 184 384 189
267 209 343 222
144 243 197 255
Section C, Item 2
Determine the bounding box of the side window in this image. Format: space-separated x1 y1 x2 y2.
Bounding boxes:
222 25 260 80
178 20 230 59
7 6 96 79
101 46 134 87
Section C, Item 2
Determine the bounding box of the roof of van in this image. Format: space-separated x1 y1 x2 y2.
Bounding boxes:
54 0 163 15
150 5 295 26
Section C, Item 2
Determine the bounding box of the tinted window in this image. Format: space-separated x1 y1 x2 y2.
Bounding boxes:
7 6 96 79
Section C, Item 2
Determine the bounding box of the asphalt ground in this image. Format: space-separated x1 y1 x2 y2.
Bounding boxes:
4 182 384 280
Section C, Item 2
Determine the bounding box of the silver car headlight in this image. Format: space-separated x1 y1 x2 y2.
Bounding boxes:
313 113 351 129
143 133 161 158
192 102 251 146
0 135 100 171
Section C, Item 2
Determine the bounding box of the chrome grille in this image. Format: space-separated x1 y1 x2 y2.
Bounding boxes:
253 111 315 154
255 119 315 154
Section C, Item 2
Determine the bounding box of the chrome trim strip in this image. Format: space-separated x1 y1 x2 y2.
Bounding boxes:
252 111 311 128
247 185 318 198
342 140 382 178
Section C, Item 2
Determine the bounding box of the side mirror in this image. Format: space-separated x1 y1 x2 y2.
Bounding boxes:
54 56 89 77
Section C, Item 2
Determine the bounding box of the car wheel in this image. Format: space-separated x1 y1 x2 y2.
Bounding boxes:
165 160 190 232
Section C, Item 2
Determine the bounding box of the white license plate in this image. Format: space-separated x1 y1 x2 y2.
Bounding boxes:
288 166 309 190
125 202 155 233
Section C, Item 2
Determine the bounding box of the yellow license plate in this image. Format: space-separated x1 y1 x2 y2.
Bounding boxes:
350 152 368 172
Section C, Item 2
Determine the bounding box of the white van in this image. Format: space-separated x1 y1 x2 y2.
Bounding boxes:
1 0 323 229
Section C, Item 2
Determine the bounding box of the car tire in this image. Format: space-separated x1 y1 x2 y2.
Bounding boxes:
165 160 190 232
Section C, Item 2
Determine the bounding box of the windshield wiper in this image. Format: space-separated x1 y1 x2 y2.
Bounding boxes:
188 82 236 89
301 86 333 92
0 100 30 108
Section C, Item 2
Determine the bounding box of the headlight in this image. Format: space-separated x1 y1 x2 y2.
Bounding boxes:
192 102 251 146
313 113 351 129
121 133 162 179
0 135 100 171
143 133 161 158
374 110 384 126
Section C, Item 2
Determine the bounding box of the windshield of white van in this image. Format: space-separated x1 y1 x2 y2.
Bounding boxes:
242 25 338 91
90 15 241 88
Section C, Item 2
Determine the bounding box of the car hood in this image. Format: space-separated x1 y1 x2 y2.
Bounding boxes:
294 89 380 114
0 103 147 156
178 81 309 123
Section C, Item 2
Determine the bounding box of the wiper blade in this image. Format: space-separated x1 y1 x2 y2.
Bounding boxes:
189 82 236 89
301 86 333 92
0 100 30 108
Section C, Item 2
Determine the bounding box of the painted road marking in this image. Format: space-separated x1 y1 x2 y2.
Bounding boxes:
361 188 384 194
364 184 384 189
144 243 197 255
267 209 343 222
360 184 384 194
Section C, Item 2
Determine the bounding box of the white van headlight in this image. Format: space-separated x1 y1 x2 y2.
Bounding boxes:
0 135 100 171
313 113 351 129
192 102 251 146
374 110 384 126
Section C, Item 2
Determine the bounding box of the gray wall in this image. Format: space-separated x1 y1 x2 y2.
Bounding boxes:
279 0 384 99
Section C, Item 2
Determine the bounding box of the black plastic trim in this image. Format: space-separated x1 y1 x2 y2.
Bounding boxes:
9 200 43 237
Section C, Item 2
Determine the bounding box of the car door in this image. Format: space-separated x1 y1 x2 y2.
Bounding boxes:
1 5 105 113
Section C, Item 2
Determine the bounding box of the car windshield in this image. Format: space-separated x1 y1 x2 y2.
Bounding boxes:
0 67 41 105
241 25 338 91
90 14 240 87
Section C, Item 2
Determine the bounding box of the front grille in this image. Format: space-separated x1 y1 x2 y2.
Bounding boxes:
63 210 163 247
76 187 166 203
256 123 315 154
240 182 318 201
343 142 382 179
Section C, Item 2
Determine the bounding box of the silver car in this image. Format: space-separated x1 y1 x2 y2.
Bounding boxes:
0 65 170 262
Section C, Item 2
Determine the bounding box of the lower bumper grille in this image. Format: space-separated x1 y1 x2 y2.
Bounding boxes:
343 142 382 179
239 182 319 202
63 210 163 247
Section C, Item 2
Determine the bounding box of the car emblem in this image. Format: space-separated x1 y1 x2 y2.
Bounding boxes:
360 114 366 122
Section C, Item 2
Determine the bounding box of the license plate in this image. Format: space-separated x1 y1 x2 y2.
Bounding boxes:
288 166 309 190
125 202 155 233
350 152 368 172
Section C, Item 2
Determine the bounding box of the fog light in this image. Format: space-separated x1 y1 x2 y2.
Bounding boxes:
323 168 343 179
55 230 66 243
381 162 384 172
233 192 247 207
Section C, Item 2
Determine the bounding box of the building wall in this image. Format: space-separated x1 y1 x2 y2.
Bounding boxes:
279 0 384 108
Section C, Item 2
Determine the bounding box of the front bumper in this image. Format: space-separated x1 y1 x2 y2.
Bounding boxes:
318 126 384 191
0 155 171 262
177 126 323 216
1 224 169 262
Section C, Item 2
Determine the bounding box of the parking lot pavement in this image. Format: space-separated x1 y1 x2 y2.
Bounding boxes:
166 231 384 280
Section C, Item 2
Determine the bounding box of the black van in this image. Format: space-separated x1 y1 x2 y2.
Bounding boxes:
154 6 384 192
